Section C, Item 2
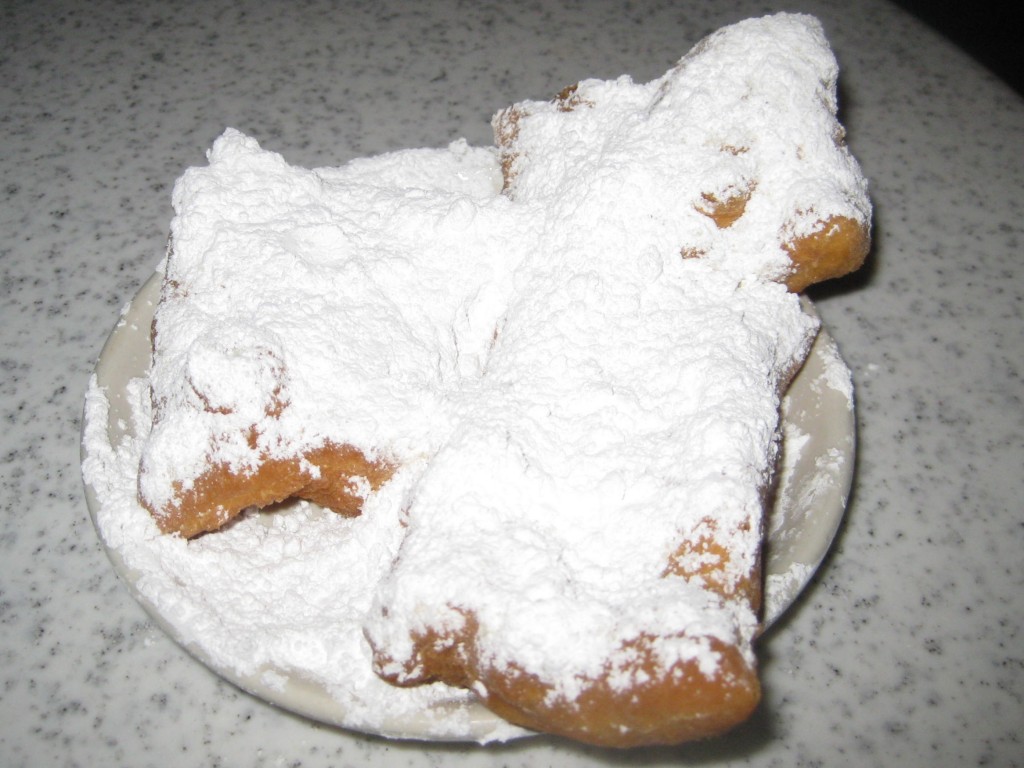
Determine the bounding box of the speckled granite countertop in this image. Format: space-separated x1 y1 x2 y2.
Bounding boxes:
2 1 1021 766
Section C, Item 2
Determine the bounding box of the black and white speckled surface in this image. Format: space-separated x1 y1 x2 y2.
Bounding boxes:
2 1 1022 766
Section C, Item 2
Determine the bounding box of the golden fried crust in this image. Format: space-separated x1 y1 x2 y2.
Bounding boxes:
145 441 393 538
664 519 763 614
784 215 870 292
372 525 763 747
374 615 759 748
480 637 760 748
695 186 755 230
492 105 522 191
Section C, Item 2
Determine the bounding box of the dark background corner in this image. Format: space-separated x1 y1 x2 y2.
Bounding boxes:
888 1 1023 96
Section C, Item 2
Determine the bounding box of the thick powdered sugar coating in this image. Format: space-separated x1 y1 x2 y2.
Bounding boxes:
366 14 855 696
84 377 513 737
499 14 869 283
85 13 869 737
366 224 816 693
140 134 515 510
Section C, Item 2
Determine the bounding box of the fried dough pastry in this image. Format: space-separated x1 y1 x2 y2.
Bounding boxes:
139 12 869 747
366 14 869 746
138 138 514 538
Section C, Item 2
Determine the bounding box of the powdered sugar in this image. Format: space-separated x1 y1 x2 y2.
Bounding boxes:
85 371 521 738
141 133 513 512
365 13 864 698
83 13 867 741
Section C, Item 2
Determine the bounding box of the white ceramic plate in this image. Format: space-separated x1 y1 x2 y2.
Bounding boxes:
82 272 855 742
